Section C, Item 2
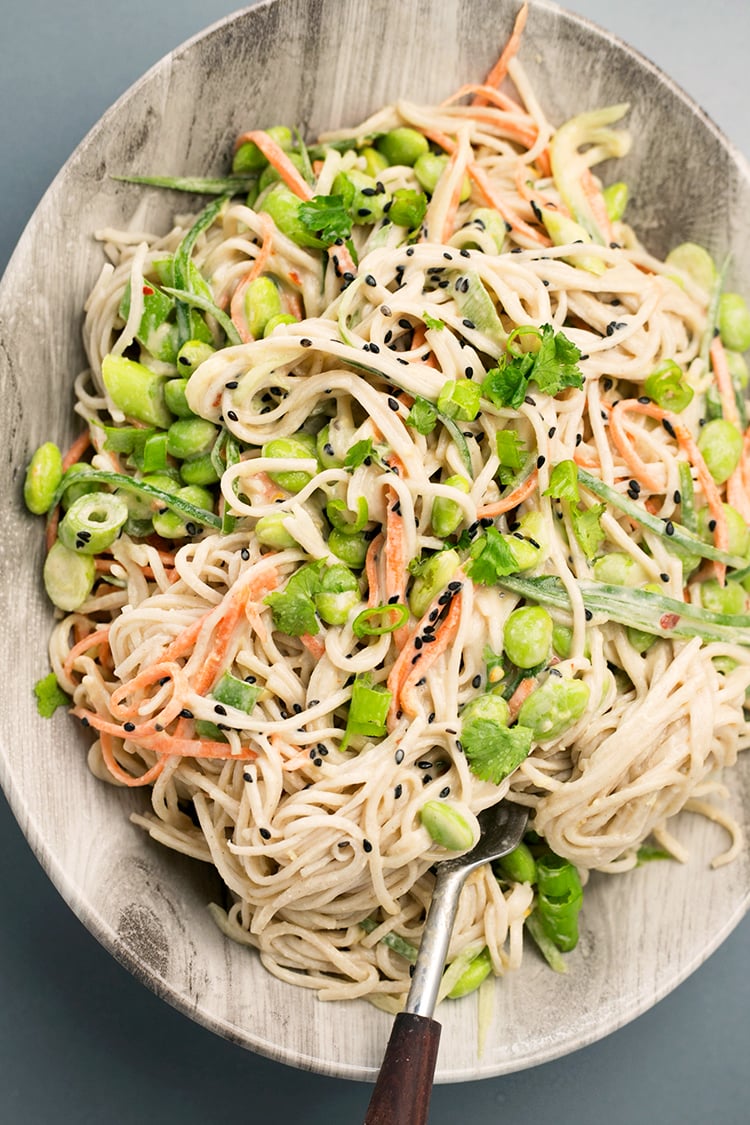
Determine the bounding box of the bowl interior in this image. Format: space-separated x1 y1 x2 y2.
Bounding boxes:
1 0 748 1080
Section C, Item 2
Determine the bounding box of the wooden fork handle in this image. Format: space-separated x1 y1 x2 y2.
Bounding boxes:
364 1011 441 1125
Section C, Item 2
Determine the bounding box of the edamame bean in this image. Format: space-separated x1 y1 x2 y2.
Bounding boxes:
43 540 96 610
176 338 215 375
718 292 750 352
665 242 717 292
536 854 583 952
101 354 172 428
152 485 214 539
58 492 129 555
167 418 219 460
409 549 460 618
696 418 743 483
414 152 471 200
263 313 298 336
725 349 749 388
316 424 342 468
420 800 475 851
552 624 572 658
254 513 298 549
626 624 656 655
431 475 470 538
164 378 196 418
517 676 590 740
232 125 293 173
447 947 493 999
461 692 510 728
361 146 389 178
179 454 220 486
503 606 553 668
332 169 390 225
592 551 648 587
387 188 427 229
700 578 746 615
244 276 282 338
697 502 750 558
263 434 318 493
494 842 537 884
376 127 429 167
328 528 368 569
505 510 548 572
261 185 324 248
24 442 63 515
314 564 360 625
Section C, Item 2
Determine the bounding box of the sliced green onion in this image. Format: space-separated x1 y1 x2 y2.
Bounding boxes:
352 602 409 638
212 672 261 713
643 359 694 413
172 195 230 345
326 496 369 535
340 673 392 750
437 378 481 422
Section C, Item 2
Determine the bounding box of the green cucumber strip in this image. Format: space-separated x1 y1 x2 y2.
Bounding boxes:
163 286 242 346
51 469 221 530
112 173 256 195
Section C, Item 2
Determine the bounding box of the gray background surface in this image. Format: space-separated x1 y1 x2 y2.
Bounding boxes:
1 1 748 1122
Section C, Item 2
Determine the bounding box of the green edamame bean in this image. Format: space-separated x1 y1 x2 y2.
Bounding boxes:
494 842 537 885
164 378 196 418
431 475 470 538
43 540 96 611
696 418 743 484
461 692 510 727
725 349 749 388
24 442 63 515
316 423 343 468
263 434 318 493
244 276 282 339
332 169 390 225
328 528 368 569
592 551 648 587
263 313 298 337
167 418 219 461
409 549 460 618
700 578 746 615
257 150 308 192
697 503 750 558
420 800 475 851
447 947 493 999
152 485 214 539
718 292 750 352
58 492 129 555
179 453 220 486
260 185 324 248
314 564 361 625
361 146 389 178
376 127 429 167
387 188 427 229
254 513 298 549
232 125 293 173
101 353 172 428
414 152 471 200
665 242 717 292
505 510 548 572
176 339 215 376
517 676 590 740
626 624 656 655
503 606 553 669
602 181 628 222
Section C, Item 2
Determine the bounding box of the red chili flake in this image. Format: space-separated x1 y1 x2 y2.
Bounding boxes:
142 285 155 295
660 613 680 630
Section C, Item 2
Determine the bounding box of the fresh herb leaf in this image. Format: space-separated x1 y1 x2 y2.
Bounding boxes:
406 396 438 435
481 358 532 409
531 325 584 395
298 194 353 246
462 716 533 783
344 438 375 469
264 561 325 636
467 526 519 585
636 844 675 865
34 673 70 718
569 501 606 558
544 459 580 502
423 311 445 331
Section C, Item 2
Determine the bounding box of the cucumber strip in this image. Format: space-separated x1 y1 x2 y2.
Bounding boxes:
112 173 256 195
50 469 221 530
163 286 242 346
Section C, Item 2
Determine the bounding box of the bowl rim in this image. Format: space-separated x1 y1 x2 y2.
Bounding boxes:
1 0 749 1082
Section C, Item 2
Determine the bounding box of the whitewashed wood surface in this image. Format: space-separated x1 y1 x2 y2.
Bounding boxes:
0 0 748 1081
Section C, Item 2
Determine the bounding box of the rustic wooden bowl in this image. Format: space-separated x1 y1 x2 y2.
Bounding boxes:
1 0 748 1081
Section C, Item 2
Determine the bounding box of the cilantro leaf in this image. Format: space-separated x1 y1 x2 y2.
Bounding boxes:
264 561 325 636
406 396 438 435
344 438 375 469
298 194 353 247
462 716 533 783
544 459 580 502
530 325 584 395
33 673 70 718
570 501 606 558
481 357 532 409
423 312 445 331
636 844 675 865
467 526 519 585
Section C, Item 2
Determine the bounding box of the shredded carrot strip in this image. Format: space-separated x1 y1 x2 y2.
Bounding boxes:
63 626 110 681
384 486 409 648
229 213 276 342
440 144 472 244
86 714 256 760
45 507 60 552
300 632 326 660
507 676 536 722
234 130 313 200
468 163 549 245
476 470 538 518
580 167 614 245
386 578 464 725
398 591 463 719
611 399 728 582
365 533 384 608
62 430 92 471
472 2 528 107
109 662 185 720
100 731 167 788
442 82 526 116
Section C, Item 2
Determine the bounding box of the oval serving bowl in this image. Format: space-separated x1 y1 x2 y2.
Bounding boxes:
1 0 749 1081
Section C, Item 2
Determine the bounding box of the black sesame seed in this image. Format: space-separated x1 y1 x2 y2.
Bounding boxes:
363 839 373 853
227 409 239 422
293 702 303 714
439 787 450 798
243 771 253 782
179 709 194 719
154 724 164 732
629 480 640 494
365 274 377 287
460 248 470 258
575 433 583 446
584 609 593 621
662 419 676 438
241 547 250 561
422 774 432 785
536 454 546 469
387 396 400 412
313 758 323 767
226 379 238 389
638 395 651 405
123 722 135 732
406 247 414 256
214 704 227 716
462 318 476 330
708 518 717 532
259 828 271 840
665 520 675 536
660 572 670 583
394 784 403 799
471 674 482 689
395 749 404 764
245 675 256 684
